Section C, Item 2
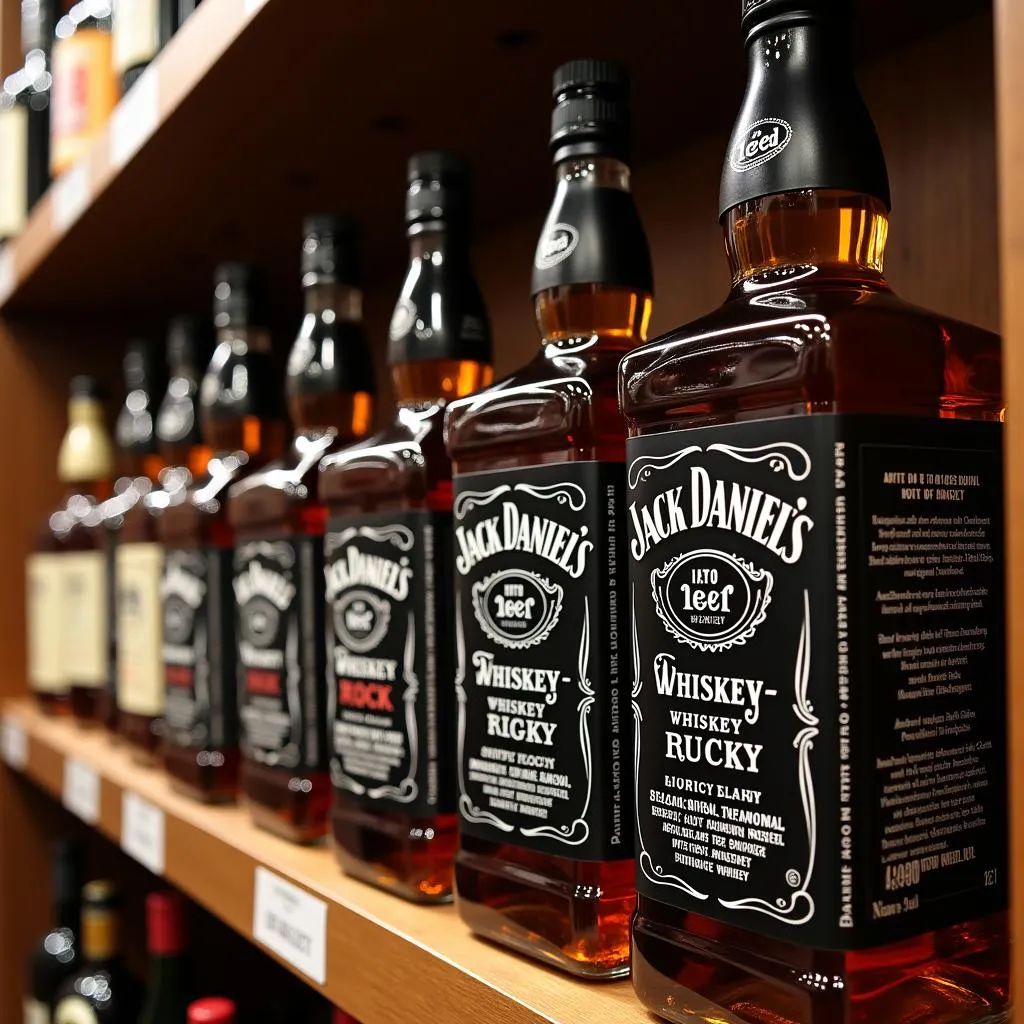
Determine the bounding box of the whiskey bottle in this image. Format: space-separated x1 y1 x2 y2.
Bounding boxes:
445 60 652 976
320 152 492 901
28 375 114 715
620 2 1008 1022
229 217 374 843
51 0 116 176
115 339 169 758
161 268 285 803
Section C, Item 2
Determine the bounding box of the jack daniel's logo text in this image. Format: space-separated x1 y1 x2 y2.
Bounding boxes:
233 561 295 611
324 546 413 602
629 465 815 565
455 501 593 578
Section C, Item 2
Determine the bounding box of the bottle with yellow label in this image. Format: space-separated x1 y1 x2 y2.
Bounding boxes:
112 0 173 95
51 0 116 176
28 376 114 716
53 881 141 1024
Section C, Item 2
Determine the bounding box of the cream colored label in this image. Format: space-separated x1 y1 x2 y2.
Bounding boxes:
116 542 164 715
113 0 159 76
54 995 99 1024
27 553 66 694
25 997 51 1024
63 550 108 686
0 106 28 238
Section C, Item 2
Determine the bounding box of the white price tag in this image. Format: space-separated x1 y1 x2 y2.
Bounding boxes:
0 247 15 307
110 70 158 170
252 867 327 983
63 758 100 823
244 0 270 15
51 162 90 232
121 791 165 874
1 715 27 769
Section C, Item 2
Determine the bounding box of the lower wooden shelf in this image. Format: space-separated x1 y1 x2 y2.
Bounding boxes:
1 698 651 1024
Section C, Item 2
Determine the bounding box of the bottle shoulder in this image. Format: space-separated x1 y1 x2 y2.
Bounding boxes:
444 344 627 461
319 405 447 506
620 283 1003 430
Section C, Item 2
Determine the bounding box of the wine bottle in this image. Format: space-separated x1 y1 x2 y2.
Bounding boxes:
24 841 81 1024
139 890 190 1024
53 881 142 1023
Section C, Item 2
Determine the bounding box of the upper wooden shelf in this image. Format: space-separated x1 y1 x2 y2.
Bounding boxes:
1 697 654 1024
0 0 990 320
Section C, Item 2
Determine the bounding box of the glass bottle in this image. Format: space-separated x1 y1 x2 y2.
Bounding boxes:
229 217 374 843
445 60 652 977
25 841 81 1023
28 376 114 715
51 0 116 176
0 0 55 239
112 0 174 94
114 340 169 758
321 151 492 901
160 269 285 803
158 317 235 803
53 881 142 1024
620 3 1008 1022
139 891 190 1024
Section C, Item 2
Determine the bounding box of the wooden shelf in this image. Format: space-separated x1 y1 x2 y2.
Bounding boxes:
0 0 989 319
1 697 654 1024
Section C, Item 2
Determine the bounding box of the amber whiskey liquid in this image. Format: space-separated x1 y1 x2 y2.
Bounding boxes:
620 4 1008 1022
321 152 492 901
447 61 653 977
230 220 374 844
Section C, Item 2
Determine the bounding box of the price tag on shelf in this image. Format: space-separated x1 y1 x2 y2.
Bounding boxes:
0 247 14 307
110 70 159 170
121 791 165 874
63 758 100 824
1 715 27 770
252 867 327 984
244 0 270 15
51 162 90 232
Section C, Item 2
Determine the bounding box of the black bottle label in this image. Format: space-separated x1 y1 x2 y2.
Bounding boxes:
162 547 237 750
453 462 631 860
234 537 326 771
530 185 653 297
324 510 454 816
628 415 1007 949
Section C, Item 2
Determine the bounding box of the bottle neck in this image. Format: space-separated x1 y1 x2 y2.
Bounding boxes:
724 189 889 287
387 223 491 374
82 907 116 963
302 281 362 321
55 895 78 931
533 155 652 350
60 397 114 493
408 226 466 262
